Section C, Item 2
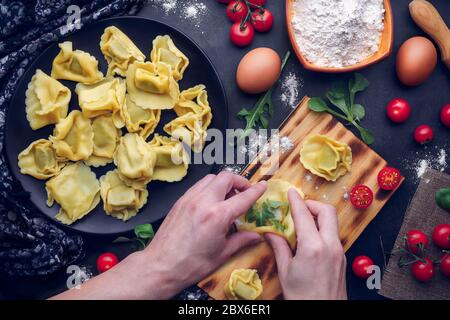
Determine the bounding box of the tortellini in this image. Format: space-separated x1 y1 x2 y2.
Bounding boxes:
100 170 149 221
122 95 161 139
51 41 104 84
85 115 121 167
174 84 212 127
25 69 71 130
148 134 189 182
237 179 304 250
113 133 156 189
100 26 146 77
50 110 94 161
126 61 179 110
75 77 126 128
18 139 66 180
46 162 100 225
150 35 189 81
300 135 352 182
224 269 263 300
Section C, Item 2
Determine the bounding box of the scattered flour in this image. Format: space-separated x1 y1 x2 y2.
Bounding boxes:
151 0 207 29
403 147 448 180
280 72 303 109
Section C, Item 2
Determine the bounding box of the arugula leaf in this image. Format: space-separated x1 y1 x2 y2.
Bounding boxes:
134 224 154 240
349 73 369 106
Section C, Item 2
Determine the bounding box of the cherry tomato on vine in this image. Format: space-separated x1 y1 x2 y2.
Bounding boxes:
352 256 374 279
386 98 411 123
217 0 233 4
377 167 401 191
432 224 450 249
230 22 254 47
440 104 450 127
97 252 119 273
248 0 266 8
251 9 274 32
350 185 373 209
226 1 248 22
414 125 433 144
411 258 434 282
406 229 429 255
440 253 450 277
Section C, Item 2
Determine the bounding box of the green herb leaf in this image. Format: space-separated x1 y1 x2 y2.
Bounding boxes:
134 224 154 240
349 73 369 106
351 104 366 121
308 97 329 112
270 219 286 232
354 122 375 145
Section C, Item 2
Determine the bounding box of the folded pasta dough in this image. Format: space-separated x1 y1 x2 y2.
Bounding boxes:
237 179 304 250
46 162 100 225
174 84 212 128
100 26 145 77
25 69 71 130
50 110 94 161
122 95 161 139
126 61 179 110
18 139 66 180
300 135 352 182
51 41 104 84
75 77 126 128
148 134 189 182
224 269 263 300
85 115 121 167
163 113 207 153
150 35 189 81
100 170 149 221
113 133 156 189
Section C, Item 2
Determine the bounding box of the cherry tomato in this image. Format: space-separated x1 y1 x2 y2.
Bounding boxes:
414 125 433 144
411 258 434 282
97 252 119 273
440 253 450 277
350 185 373 209
248 0 266 8
377 167 401 191
406 229 429 255
432 224 450 249
386 98 411 123
352 256 374 279
217 0 233 4
251 9 274 32
440 104 450 127
230 22 254 47
226 1 248 22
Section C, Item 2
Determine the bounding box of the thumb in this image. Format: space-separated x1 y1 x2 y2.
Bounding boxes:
222 231 262 259
265 233 292 278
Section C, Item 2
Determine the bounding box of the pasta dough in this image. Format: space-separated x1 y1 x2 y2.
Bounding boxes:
25 69 71 130
100 26 146 77
51 41 104 84
224 269 263 300
300 135 352 182
18 139 65 180
75 77 126 128
46 162 100 225
126 61 179 110
113 133 156 189
122 95 161 139
150 35 189 81
174 84 212 127
148 134 189 182
237 179 304 250
100 170 149 221
50 110 94 161
85 115 121 167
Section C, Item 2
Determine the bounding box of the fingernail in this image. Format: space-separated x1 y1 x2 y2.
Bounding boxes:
258 180 267 187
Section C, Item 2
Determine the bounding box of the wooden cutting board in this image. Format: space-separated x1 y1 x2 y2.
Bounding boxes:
198 97 404 300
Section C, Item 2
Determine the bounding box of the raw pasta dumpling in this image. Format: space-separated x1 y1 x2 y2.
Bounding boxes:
300 135 352 182
50 110 94 161
148 134 189 182
174 84 212 127
126 61 179 110
122 95 161 139
85 115 121 167
224 269 263 300
51 41 104 84
100 170 149 221
18 139 65 180
100 26 145 77
75 77 126 128
150 35 189 81
25 69 71 130
113 133 156 189
46 162 100 225
237 179 304 250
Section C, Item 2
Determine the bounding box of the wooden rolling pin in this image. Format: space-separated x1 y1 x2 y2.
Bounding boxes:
409 0 450 70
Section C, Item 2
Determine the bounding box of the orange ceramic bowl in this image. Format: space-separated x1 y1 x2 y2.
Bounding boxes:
286 0 394 73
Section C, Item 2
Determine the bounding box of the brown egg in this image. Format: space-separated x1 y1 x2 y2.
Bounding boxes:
236 48 281 94
396 36 437 86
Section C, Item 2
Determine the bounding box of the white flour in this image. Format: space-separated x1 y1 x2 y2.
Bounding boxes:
151 0 207 29
291 0 385 68
280 72 303 109
403 147 448 181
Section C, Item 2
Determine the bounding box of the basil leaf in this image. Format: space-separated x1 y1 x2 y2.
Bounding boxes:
352 104 366 121
308 97 329 112
134 224 154 240
349 73 369 105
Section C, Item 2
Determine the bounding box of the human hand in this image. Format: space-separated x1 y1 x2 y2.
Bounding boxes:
265 189 347 300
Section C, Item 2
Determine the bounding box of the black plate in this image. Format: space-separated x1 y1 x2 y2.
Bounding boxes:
4 17 228 235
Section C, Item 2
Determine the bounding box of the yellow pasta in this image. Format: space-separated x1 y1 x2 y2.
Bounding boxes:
122 95 161 140
150 35 189 81
224 269 263 300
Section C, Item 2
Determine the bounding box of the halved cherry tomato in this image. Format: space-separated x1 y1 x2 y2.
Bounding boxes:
97 252 119 273
226 1 248 22
440 253 450 277
432 224 450 249
386 98 411 123
248 0 266 8
377 167 401 191
350 185 373 209
440 104 450 127
414 125 433 144
251 9 274 32
352 256 374 279
411 258 434 282
230 22 254 47
406 229 429 255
